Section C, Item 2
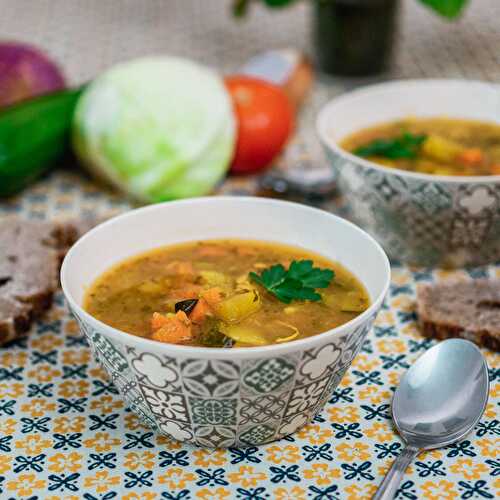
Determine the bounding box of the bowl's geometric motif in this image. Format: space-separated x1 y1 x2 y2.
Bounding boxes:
71 307 376 447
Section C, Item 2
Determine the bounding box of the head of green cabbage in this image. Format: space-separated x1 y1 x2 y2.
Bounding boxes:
73 57 236 202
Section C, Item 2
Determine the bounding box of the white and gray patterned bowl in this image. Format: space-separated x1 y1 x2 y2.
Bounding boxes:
317 79 500 267
61 197 390 447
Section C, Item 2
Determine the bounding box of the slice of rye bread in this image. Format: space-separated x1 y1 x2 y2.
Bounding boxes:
0 216 100 345
417 280 500 352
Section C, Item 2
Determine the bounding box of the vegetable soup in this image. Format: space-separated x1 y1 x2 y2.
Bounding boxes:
341 117 500 176
84 239 369 347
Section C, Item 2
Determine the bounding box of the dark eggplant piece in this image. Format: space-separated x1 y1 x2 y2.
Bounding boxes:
175 299 198 315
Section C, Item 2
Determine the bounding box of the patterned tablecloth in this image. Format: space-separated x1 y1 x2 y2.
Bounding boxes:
1 1 500 498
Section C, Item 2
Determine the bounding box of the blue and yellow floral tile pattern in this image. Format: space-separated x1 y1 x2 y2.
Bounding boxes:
0 171 499 499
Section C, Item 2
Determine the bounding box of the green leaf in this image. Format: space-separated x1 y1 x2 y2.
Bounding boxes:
418 0 468 18
263 0 296 7
302 269 334 289
249 260 334 304
287 260 313 278
261 264 287 287
353 133 427 160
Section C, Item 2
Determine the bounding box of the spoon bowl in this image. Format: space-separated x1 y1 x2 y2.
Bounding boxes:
374 338 489 500
393 338 489 450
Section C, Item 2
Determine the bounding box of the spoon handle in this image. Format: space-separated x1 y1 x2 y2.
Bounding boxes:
373 445 419 500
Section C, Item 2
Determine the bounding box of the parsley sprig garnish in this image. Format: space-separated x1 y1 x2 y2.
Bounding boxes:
354 132 427 159
249 260 334 304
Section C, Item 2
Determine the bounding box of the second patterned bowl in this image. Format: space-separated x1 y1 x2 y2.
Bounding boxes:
317 79 500 267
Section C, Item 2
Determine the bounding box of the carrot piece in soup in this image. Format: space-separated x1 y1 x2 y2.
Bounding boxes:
151 312 169 331
151 311 192 343
190 298 212 324
456 148 483 166
489 165 500 175
201 287 224 308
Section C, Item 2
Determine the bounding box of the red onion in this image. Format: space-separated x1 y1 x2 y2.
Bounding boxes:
0 41 65 107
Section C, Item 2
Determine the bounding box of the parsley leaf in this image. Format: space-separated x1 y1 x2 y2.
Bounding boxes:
353 132 427 160
249 260 334 304
420 0 468 19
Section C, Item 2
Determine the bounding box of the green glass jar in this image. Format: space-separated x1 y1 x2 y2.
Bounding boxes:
313 0 399 76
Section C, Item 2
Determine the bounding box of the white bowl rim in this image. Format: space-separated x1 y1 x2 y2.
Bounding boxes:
316 78 500 184
61 196 391 359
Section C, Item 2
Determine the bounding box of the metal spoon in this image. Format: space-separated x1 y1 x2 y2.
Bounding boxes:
373 338 489 500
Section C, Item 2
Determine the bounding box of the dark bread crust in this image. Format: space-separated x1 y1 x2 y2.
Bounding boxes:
419 319 500 352
0 217 100 345
417 280 500 351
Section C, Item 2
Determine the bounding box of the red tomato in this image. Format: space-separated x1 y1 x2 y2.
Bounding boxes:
225 75 294 175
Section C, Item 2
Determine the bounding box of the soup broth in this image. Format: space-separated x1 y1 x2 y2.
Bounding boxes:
84 239 369 347
341 117 500 176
